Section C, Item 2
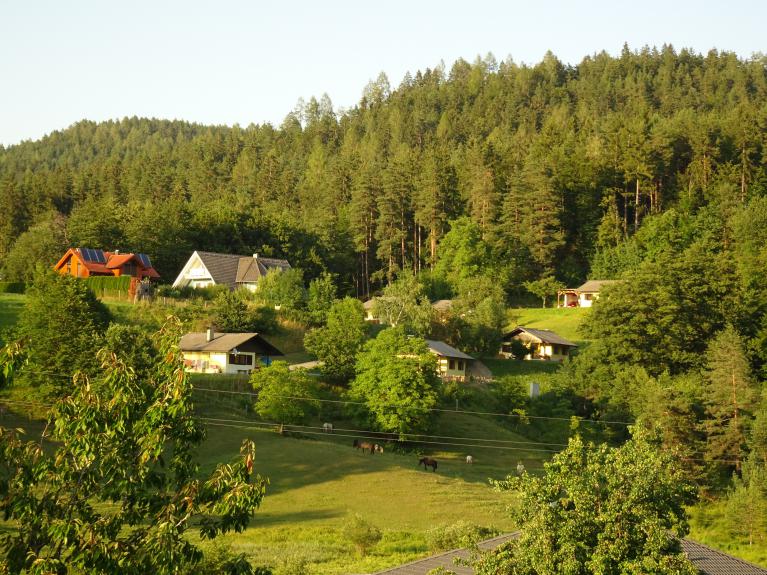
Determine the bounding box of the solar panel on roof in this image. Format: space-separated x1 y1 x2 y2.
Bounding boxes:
81 248 92 261
137 253 151 268
93 249 106 263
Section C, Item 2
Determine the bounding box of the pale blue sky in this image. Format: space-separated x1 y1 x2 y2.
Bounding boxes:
1 0 764 146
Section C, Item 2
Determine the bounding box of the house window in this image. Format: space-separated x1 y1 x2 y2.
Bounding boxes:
123 262 137 276
76 261 81 276
449 359 456 370
552 345 559 355
65 260 71 274
229 353 253 365
457 360 464 371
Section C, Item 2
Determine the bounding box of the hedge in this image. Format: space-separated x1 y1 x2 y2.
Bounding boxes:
83 275 132 294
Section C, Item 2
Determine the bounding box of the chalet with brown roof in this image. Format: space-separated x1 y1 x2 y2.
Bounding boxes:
172 251 291 291
54 248 160 280
425 339 473 381
557 279 620 308
502 326 577 362
179 328 283 375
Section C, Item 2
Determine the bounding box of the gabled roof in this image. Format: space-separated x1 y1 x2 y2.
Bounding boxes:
236 256 291 283
576 279 620 293
505 326 577 347
179 332 283 356
375 534 767 575
195 252 244 288
188 251 291 289
432 299 453 312
425 339 474 360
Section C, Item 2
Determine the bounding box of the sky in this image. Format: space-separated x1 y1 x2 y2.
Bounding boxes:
1 0 765 146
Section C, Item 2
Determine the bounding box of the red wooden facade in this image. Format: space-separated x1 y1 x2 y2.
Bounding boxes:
54 248 160 280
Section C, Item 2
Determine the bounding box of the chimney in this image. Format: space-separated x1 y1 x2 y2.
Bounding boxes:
206 327 214 342
253 253 259 259
114 249 120 255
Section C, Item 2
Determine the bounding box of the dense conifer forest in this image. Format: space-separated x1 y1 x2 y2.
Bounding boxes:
1 46 765 295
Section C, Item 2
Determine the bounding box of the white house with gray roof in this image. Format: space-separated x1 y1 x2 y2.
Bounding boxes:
502 327 577 362
179 328 283 374
172 251 291 291
557 279 620 308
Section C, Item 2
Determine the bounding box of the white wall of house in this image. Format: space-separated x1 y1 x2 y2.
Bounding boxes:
173 252 214 289
182 351 257 374
578 292 598 307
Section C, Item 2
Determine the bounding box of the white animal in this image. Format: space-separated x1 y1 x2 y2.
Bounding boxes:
466 455 474 464
322 422 334 433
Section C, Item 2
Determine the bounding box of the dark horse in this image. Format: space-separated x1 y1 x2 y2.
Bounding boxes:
418 457 438 472
353 439 383 454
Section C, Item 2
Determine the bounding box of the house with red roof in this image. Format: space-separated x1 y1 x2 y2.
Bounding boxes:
54 248 160 280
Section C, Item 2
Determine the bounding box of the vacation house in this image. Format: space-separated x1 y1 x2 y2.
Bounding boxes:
557 279 620 308
173 251 290 291
179 328 283 375
501 327 577 362
54 248 160 280
425 339 473 381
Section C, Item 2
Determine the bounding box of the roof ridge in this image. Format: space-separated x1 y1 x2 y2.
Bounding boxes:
196 250 244 258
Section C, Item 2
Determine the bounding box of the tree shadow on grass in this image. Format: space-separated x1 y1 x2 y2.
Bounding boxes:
250 508 344 527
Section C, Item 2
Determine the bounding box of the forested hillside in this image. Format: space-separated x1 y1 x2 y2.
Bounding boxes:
1 46 766 295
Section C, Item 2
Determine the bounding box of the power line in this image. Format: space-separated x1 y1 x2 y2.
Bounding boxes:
200 416 570 447
8 369 635 426
192 386 635 426
198 419 562 453
0 398 744 465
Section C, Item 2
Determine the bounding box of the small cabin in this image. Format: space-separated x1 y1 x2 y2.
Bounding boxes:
501 327 577 362
179 329 283 375
425 339 473 382
557 280 620 308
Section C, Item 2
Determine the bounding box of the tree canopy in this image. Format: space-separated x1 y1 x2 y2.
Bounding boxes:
475 428 697 575
0 320 266 574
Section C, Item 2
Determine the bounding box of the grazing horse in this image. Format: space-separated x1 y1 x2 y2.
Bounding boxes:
353 439 383 454
419 457 438 472
322 422 333 433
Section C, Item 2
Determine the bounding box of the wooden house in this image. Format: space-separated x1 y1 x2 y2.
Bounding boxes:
179 328 283 375
425 339 473 381
501 327 577 362
54 248 160 280
172 251 290 291
557 279 620 308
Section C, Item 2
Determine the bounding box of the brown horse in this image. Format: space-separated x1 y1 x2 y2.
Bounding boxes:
353 439 383 454
418 457 438 472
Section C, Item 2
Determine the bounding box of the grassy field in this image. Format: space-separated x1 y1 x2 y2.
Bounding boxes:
506 306 590 343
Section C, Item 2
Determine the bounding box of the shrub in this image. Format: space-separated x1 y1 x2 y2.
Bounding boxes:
342 514 382 556
0 282 25 294
425 521 498 552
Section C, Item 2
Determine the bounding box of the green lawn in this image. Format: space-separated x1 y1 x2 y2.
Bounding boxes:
506 306 589 343
193 412 520 574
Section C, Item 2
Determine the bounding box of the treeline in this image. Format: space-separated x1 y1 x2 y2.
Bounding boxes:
1 45 766 296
